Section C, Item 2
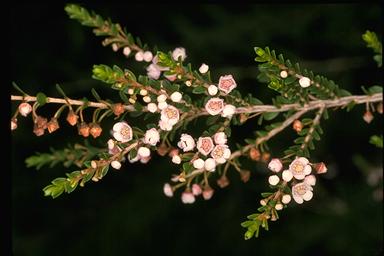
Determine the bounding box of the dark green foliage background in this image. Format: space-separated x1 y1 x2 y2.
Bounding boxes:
11 3 382 256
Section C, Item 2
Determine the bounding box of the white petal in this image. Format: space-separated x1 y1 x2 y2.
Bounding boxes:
113 122 125 132
282 170 293 182
297 157 309 165
294 173 305 180
302 191 313 201
304 165 312 175
215 158 226 164
293 195 304 204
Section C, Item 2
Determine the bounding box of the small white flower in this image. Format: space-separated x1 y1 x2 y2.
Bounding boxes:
292 182 313 204
135 51 144 62
268 158 283 173
146 63 161 79
260 199 267 206
192 158 205 169
208 85 218 96
177 134 196 152
304 174 316 186
143 96 151 103
185 80 192 87
158 120 173 131
181 191 195 204
280 70 288 78
157 94 167 103
218 74 237 94
281 194 292 204
160 105 180 125
163 183 173 197
18 102 32 117
143 51 153 62
138 147 151 158
157 101 168 110
210 145 231 164
147 103 158 113
196 137 214 156
288 157 312 180
221 104 236 118
213 132 227 145
268 175 280 186
143 128 160 146
204 158 216 171
112 43 118 52
172 155 181 164
275 203 284 210
139 89 148 96
123 46 131 57
170 92 182 103
112 122 133 143
192 184 202 196
111 160 121 170
299 76 311 88
128 88 134 95
205 98 224 116
282 170 293 182
172 47 187 61
199 63 209 74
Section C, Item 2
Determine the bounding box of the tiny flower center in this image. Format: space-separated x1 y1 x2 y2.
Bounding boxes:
165 108 178 119
120 127 131 138
208 101 223 111
294 184 307 196
292 162 304 174
221 79 233 89
212 147 224 158
201 139 212 152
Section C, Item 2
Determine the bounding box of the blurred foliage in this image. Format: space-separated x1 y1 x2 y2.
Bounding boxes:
11 3 382 256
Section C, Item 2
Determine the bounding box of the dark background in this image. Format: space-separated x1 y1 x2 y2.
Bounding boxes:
10 3 382 256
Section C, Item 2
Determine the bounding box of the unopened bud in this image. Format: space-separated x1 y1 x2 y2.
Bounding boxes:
18 102 32 117
249 147 260 161
47 118 60 133
293 119 303 132
313 162 327 174
363 111 374 124
112 103 125 116
66 110 78 126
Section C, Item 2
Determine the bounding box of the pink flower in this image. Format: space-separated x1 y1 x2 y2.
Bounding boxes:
204 158 216 171
164 73 177 81
218 75 237 94
221 104 236 118
177 134 196 152
304 174 316 186
213 132 227 145
112 122 133 143
111 160 122 170
107 139 122 155
160 105 180 126
158 120 173 131
143 128 160 146
172 47 187 61
18 102 32 117
196 137 214 156
199 63 209 74
205 98 224 116
202 186 214 200
268 158 283 173
163 183 173 197
192 184 202 196
181 190 195 204
292 182 313 204
138 147 151 158
210 145 231 164
268 175 280 186
146 64 161 79
288 157 312 180
192 158 205 169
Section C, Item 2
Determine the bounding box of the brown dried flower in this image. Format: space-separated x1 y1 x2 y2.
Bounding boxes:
78 122 90 137
47 118 60 133
240 170 251 183
66 110 78 126
112 103 125 116
89 123 102 138
249 147 260 161
217 175 230 188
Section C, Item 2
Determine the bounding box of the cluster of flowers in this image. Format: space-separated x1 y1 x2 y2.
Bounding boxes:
162 131 232 203
265 157 327 209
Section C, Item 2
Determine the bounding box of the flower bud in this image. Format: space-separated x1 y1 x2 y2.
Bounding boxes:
181 190 195 204
111 160 122 170
268 175 280 186
112 103 125 116
304 174 316 186
78 122 90 137
213 132 227 145
217 175 230 188
240 170 251 183
239 113 248 123
138 147 151 158
47 118 60 133
208 85 218 95
123 46 131 57
143 51 153 62
299 76 311 88
280 70 288 78
163 183 173 197
66 110 78 126
157 94 167 103
147 103 158 113
293 119 303 132
249 147 260 161
111 43 118 52
261 152 271 163
363 111 374 123
35 116 48 129
204 158 216 171
89 123 102 138
275 203 283 211
199 63 209 74
157 143 169 156
135 51 144 62
91 160 97 169
192 184 202 196
33 127 45 136
282 170 293 182
313 162 327 174
377 103 383 114
172 155 181 164
170 92 182 103
193 158 205 169
202 186 214 200
18 102 32 117
268 158 283 173
281 194 292 204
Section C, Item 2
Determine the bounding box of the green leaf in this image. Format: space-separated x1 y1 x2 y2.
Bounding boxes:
263 112 279 121
369 135 383 148
182 162 194 173
36 92 47 106
192 86 206 94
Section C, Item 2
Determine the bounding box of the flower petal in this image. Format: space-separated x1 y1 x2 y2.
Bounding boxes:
304 165 312 175
302 191 313 201
293 194 304 204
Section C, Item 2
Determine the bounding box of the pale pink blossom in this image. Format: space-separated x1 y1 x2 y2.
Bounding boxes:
181 190 195 204
292 182 313 204
299 76 311 88
147 103 158 113
143 51 153 62
143 128 160 146
221 104 236 118
288 157 312 180
146 63 161 79
196 137 214 156
112 43 118 52
107 139 122 155
205 98 224 116
210 145 231 164
18 102 32 117
170 92 182 102
177 134 196 152
11 119 17 130
152 55 170 71
275 203 283 210
213 132 227 145
135 51 144 61
172 155 181 164
218 74 237 94
140 156 151 164
160 105 180 125
281 194 292 204
157 94 167 103
157 101 168 110
138 147 151 158
192 184 202 196
268 158 283 173
208 85 218 96
172 47 186 61
112 122 133 143
111 160 122 170
199 63 209 74
163 183 173 197
282 170 293 182
304 174 316 186
123 46 131 57
202 186 214 200
158 120 173 131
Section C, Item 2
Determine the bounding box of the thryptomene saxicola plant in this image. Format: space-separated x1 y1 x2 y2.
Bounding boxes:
11 4 382 239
